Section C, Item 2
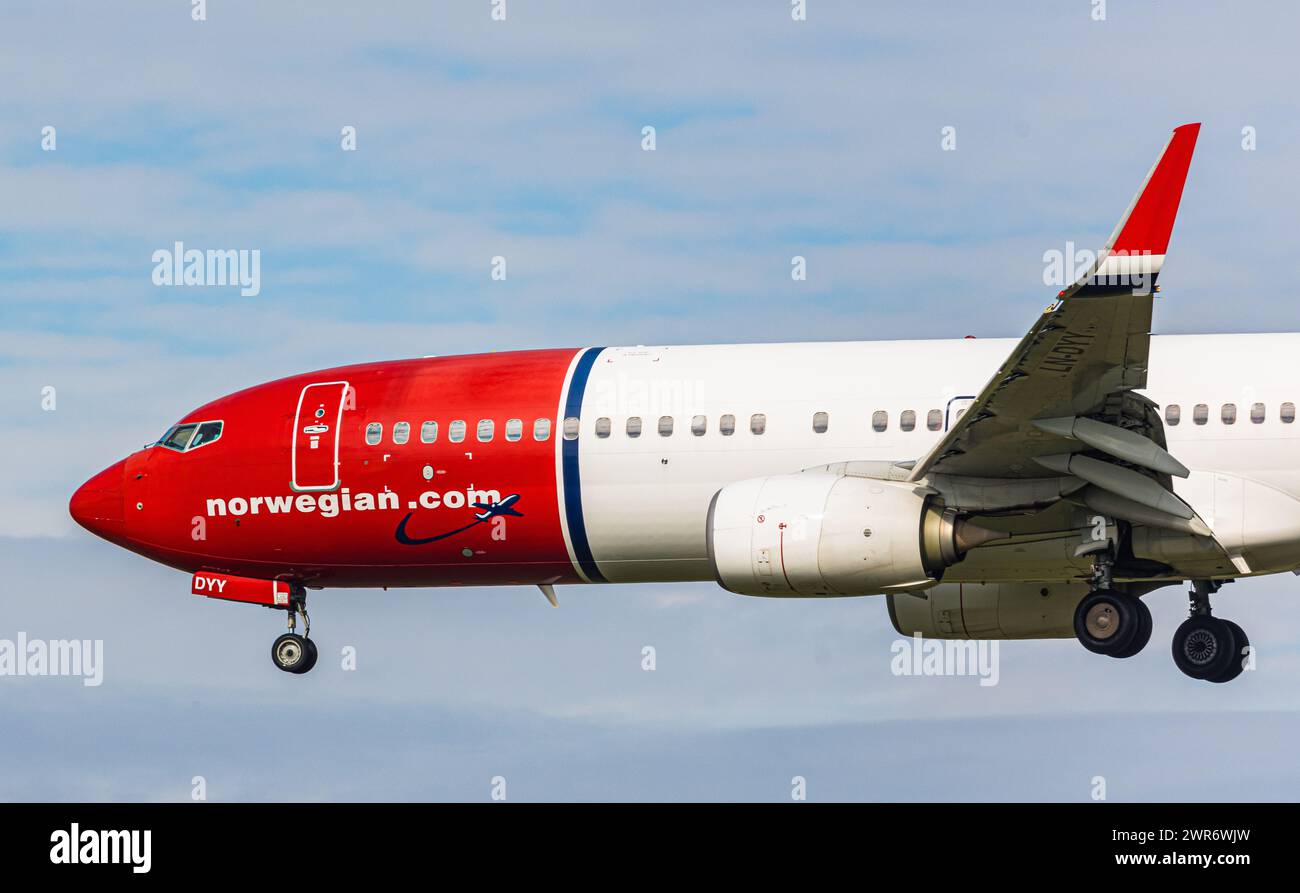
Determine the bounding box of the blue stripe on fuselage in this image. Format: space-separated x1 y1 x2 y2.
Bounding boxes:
562 347 607 583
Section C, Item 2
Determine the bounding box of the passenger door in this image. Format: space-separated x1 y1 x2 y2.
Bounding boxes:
945 395 977 431
292 381 349 492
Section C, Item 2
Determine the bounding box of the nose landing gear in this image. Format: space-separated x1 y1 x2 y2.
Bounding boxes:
271 587 318 674
1171 580 1249 684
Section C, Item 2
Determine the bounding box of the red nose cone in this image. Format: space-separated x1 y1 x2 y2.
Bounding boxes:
70 460 126 538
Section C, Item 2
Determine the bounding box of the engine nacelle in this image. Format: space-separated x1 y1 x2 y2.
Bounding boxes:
887 582 1089 639
706 472 994 597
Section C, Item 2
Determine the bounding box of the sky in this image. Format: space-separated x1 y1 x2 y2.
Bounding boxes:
3 1 1300 802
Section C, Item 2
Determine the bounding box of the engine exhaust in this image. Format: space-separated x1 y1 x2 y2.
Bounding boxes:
922 503 1010 572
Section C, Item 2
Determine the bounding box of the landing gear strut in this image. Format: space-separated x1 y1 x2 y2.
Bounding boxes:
1073 550 1152 658
1171 580 1249 683
271 586 318 674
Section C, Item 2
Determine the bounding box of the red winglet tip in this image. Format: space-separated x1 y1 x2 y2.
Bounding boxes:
1109 124 1201 256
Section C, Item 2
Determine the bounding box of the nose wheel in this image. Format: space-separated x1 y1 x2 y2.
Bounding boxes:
271 590 318 674
272 633 317 673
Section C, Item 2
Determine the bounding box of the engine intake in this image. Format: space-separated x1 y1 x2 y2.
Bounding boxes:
706 472 1002 597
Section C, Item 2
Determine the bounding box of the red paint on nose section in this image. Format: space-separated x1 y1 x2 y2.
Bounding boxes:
70 460 126 539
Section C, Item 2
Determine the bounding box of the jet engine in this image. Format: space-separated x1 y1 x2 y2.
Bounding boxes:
705 472 1002 597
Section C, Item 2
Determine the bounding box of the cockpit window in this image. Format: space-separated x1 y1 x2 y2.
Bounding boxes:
157 421 223 452
188 421 223 450
158 424 198 451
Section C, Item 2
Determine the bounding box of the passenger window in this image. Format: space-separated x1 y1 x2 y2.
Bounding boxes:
449 420 466 443
393 421 410 444
159 424 197 451
1165 404 1180 426
719 414 736 436
750 413 766 435
420 421 438 443
505 418 523 441
477 419 495 442
812 411 828 434
534 418 553 441
365 422 382 446
189 421 223 449
626 417 643 438
1282 403 1296 424
691 415 707 436
1221 404 1237 425
900 410 916 432
595 417 612 438
562 417 579 440
872 410 888 433
658 416 674 436
1251 403 1266 424
1193 404 1208 425
927 409 942 431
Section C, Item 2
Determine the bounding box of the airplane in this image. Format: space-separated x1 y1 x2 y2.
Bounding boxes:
71 122 1291 682
474 493 523 522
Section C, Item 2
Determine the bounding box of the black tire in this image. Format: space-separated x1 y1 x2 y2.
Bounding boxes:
271 633 309 673
1207 620 1249 684
1112 597 1153 659
1074 589 1140 656
293 637 319 675
1171 616 1236 681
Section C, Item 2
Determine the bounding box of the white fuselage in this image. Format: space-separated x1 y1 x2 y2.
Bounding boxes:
565 334 1300 583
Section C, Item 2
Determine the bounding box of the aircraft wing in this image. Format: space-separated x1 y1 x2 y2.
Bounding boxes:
908 124 1201 484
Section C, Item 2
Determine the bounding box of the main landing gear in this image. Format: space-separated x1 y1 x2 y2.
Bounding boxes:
1170 580 1250 684
271 586 318 674
1072 552 1250 682
1072 552 1152 659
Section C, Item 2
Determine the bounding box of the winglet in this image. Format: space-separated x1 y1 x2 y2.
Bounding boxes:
1108 122 1200 256
1074 123 1200 294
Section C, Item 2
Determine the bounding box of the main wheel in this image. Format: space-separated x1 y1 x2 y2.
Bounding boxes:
272 633 310 673
293 637 319 675
1171 616 1236 681
1207 620 1249 684
1112 597 1153 659
1074 589 1140 656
